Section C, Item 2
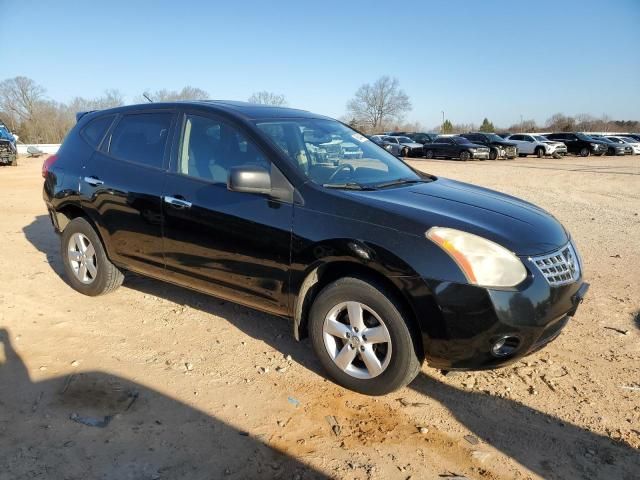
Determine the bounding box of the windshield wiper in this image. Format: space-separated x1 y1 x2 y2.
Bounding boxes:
323 182 375 190
373 178 427 189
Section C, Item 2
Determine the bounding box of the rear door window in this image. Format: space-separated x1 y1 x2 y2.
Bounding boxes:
108 113 173 169
81 115 115 148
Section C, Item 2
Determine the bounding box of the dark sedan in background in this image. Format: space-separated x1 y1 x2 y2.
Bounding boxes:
424 136 490 160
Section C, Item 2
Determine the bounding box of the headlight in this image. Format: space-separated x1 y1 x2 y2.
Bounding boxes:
590 143 598 148
426 227 527 287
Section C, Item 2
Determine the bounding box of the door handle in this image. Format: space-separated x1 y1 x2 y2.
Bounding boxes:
84 176 104 186
163 196 192 209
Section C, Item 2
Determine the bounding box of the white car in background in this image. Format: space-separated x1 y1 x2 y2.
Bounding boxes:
608 136 640 154
506 134 567 158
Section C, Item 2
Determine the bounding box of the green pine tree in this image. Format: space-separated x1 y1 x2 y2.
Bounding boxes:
479 118 495 132
442 119 453 134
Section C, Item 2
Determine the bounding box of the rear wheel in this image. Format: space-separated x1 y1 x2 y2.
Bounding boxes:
535 147 545 158
459 150 471 161
61 217 124 296
489 148 498 160
309 277 421 395
10 156 17 166
425 149 434 159
579 147 590 157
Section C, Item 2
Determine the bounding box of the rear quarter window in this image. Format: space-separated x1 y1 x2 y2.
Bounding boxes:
108 113 173 169
81 115 115 148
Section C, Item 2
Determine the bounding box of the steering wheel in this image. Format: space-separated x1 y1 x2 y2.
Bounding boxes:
327 164 355 183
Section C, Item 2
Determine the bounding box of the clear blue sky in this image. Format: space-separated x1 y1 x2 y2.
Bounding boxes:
1 0 638 128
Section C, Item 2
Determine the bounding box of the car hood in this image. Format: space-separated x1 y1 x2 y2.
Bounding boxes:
352 177 569 256
542 140 565 146
492 141 518 147
401 142 424 148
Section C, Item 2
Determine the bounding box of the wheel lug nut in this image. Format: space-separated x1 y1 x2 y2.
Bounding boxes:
360 346 365 352
353 327 359 333
345 332 351 338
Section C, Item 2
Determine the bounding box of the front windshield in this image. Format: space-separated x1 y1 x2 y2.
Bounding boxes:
607 137 622 143
485 134 505 142
453 137 471 144
396 136 413 143
576 133 594 141
256 118 420 188
533 135 548 141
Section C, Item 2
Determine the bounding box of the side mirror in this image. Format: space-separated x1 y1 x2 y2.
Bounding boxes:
227 165 271 195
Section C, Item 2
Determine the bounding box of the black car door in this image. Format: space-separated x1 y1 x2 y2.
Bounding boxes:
161 111 293 316
81 110 176 277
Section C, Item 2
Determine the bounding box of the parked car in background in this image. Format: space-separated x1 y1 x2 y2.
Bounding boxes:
0 124 17 166
615 136 640 154
618 133 640 143
386 136 424 157
424 136 490 160
588 135 629 156
405 132 439 144
369 135 402 156
544 133 608 157
602 136 634 155
42 100 589 395
459 132 518 160
506 134 567 158
496 132 512 139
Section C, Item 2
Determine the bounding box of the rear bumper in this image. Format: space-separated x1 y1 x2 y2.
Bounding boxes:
409 272 589 370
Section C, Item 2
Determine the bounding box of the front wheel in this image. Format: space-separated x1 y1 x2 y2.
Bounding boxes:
489 148 498 160
425 149 434 159
535 147 545 158
579 147 590 157
61 217 124 296
401 147 409 157
459 150 471 161
309 277 421 396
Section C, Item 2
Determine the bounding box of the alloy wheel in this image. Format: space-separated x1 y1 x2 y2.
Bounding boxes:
322 301 392 379
67 232 98 284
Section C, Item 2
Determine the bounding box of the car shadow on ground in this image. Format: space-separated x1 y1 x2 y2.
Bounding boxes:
0 328 327 479
23 215 640 478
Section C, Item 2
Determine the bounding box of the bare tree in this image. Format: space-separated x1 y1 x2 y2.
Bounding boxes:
248 91 287 106
346 76 411 131
139 86 209 103
545 113 576 132
0 76 46 130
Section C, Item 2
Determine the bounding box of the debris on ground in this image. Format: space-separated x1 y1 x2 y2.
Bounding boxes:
397 397 428 408
325 415 341 436
463 435 479 445
69 413 113 428
604 326 630 335
287 396 300 408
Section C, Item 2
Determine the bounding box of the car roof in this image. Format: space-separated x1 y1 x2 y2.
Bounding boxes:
88 100 328 121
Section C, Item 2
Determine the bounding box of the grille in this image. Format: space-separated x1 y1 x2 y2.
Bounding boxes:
530 242 580 286
506 146 517 155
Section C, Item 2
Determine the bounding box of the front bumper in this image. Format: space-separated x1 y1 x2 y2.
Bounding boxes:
413 270 588 370
471 151 490 159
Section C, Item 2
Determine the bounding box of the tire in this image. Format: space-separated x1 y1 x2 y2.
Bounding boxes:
489 148 498 160
425 149 434 159
607 148 615 156
309 277 421 396
60 217 124 296
401 147 409 158
10 156 17 166
579 147 590 157
535 147 545 158
459 150 471 161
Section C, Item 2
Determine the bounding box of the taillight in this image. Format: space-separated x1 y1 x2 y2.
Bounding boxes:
42 154 59 178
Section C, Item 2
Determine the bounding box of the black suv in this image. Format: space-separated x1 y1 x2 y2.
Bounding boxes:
42 101 588 395
459 133 518 160
544 133 608 157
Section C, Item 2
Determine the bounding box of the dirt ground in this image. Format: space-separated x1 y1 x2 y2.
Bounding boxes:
0 154 638 480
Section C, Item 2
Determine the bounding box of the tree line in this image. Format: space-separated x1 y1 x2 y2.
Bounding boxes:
1 75 637 144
